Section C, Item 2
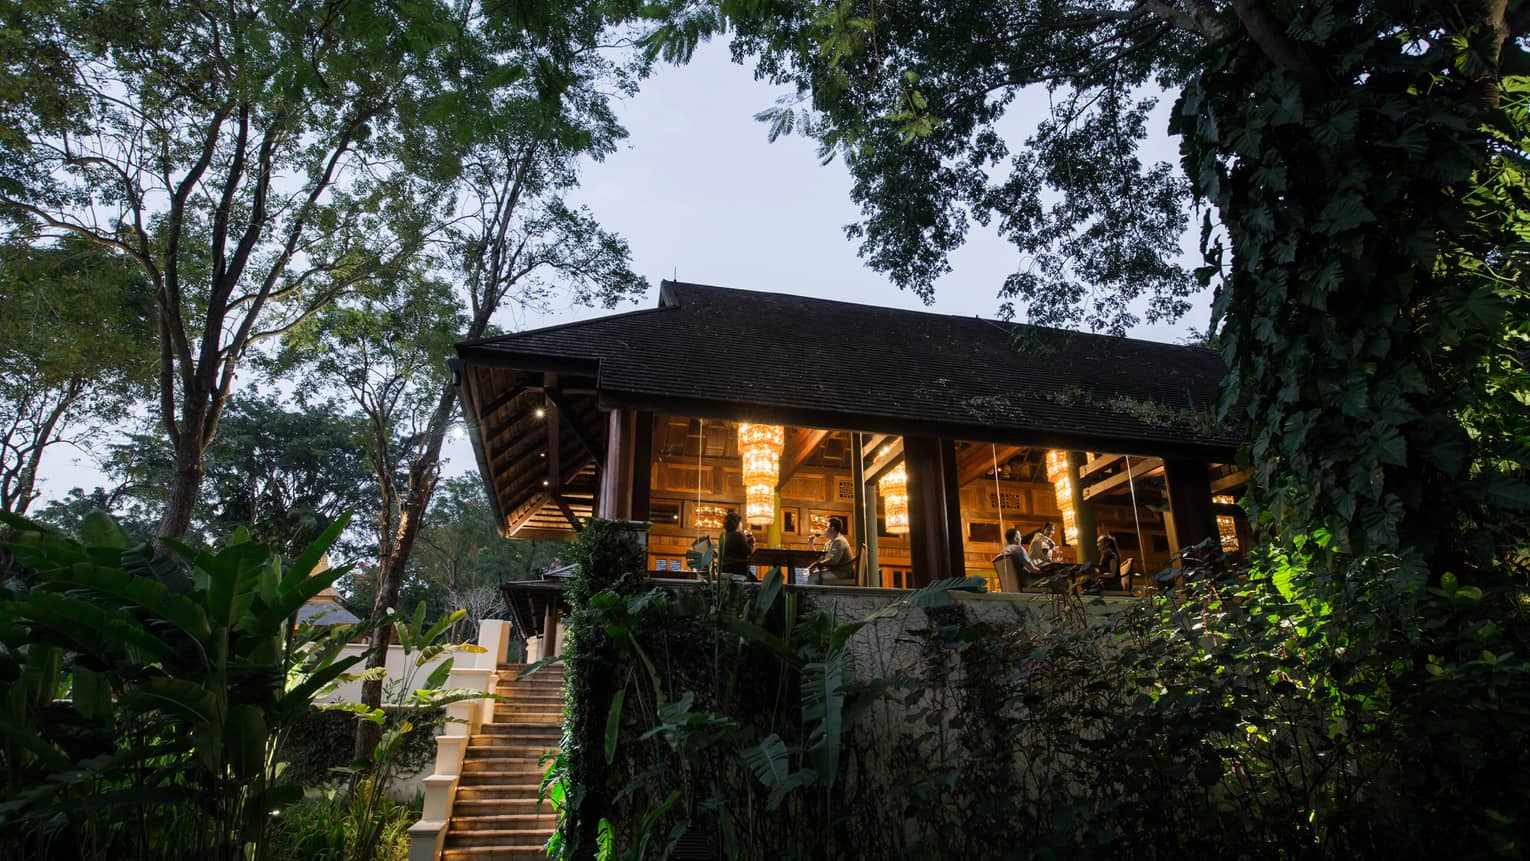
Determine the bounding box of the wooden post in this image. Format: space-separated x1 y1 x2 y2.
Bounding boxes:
631 411 653 522
851 432 869 585
543 600 561 659
904 436 965 587
1164 458 1217 552
1067 450 1099 563
598 409 633 519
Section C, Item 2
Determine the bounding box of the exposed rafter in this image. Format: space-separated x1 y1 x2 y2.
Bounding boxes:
777 427 830 489
1081 456 1165 500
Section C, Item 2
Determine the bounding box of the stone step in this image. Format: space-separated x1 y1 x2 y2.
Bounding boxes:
462 755 547 773
449 812 558 831
459 768 547 786
466 741 559 757
445 828 554 849
451 797 554 816
441 850 549 861
491 712 563 724
455 784 544 802
490 693 565 704
441 846 550 861
478 722 563 737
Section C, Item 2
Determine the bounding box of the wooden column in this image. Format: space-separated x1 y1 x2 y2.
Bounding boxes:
630 411 653 522
1164 458 1217 552
905 436 965 588
543 600 561 659
598 409 634 520
851 432 870 585
1067 450 1099 563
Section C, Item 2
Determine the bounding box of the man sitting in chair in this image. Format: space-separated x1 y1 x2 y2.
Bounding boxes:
808 516 856 585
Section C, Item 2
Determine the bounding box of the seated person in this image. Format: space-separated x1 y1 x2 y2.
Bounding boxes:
808 516 855 585
1028 522 1058 564
718 511 756 579
1095 534 1123 590
1002 527 1043 582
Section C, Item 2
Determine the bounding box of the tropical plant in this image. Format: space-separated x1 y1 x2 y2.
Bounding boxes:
322 603 493 861
543 517 985 859
0 511 366 860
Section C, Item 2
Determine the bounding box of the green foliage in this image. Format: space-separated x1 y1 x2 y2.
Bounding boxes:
635 0 1530 570
265 782 418 861
1173 4 1530 562
0 235 156 514
273 707 440 791
0 511 365 860
559 532 1530 859
104 396 379 558
550 519 985 859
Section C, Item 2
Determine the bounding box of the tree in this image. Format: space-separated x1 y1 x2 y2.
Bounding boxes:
0 0 530 539
640 0 1530 568
270 2 648 756
413 477 564 641
104 395 378 558
0 235 156 515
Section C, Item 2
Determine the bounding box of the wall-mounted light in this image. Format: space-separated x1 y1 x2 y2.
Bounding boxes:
534 407 546 419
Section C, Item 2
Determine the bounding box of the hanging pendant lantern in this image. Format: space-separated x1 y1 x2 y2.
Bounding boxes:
1046 449 1079 543
1213 494 1239 550
879 463 909 534
737 423 785 526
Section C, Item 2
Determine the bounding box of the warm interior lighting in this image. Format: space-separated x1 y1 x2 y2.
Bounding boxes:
534 407 546 418
1214 494 1239 550
694 503 728 531
737 423 785 526
1045 449 1079 543
879 464 909 534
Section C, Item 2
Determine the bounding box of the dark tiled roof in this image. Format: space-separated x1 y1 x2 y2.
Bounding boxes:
459 281 1239 457
296 600 361 626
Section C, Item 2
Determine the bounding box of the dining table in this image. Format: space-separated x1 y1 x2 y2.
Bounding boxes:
748 547 823 583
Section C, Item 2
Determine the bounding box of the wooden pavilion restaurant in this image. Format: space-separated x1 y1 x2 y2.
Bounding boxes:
453 281 1248 646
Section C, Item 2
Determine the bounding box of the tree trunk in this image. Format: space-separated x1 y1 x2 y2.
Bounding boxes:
157 425 207 540
354 383 459 761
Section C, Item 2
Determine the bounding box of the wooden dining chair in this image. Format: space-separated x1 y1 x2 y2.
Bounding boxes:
992 554 1021 593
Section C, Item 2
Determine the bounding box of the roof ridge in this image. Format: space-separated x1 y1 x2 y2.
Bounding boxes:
457 300 675 349
659 279 1216 355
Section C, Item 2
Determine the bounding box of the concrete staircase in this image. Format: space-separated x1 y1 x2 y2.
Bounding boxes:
438 663 565 861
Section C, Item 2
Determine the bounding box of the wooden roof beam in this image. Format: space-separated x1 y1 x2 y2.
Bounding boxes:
865 438 905 483
955 444 1023 487
1081 456 1164 500
861 434 888 461
506 492 552 533
1210 468 1252 494
545 387 602 462
777 427 830 489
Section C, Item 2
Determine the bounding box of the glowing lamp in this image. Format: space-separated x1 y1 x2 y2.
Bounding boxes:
879 464 909 534
737 423 785 526
1214 494 1239 551
1046 449 1079 543
694 503 728 531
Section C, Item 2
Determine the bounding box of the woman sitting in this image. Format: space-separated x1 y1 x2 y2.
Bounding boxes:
808 516 856 585
719 510 756 580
